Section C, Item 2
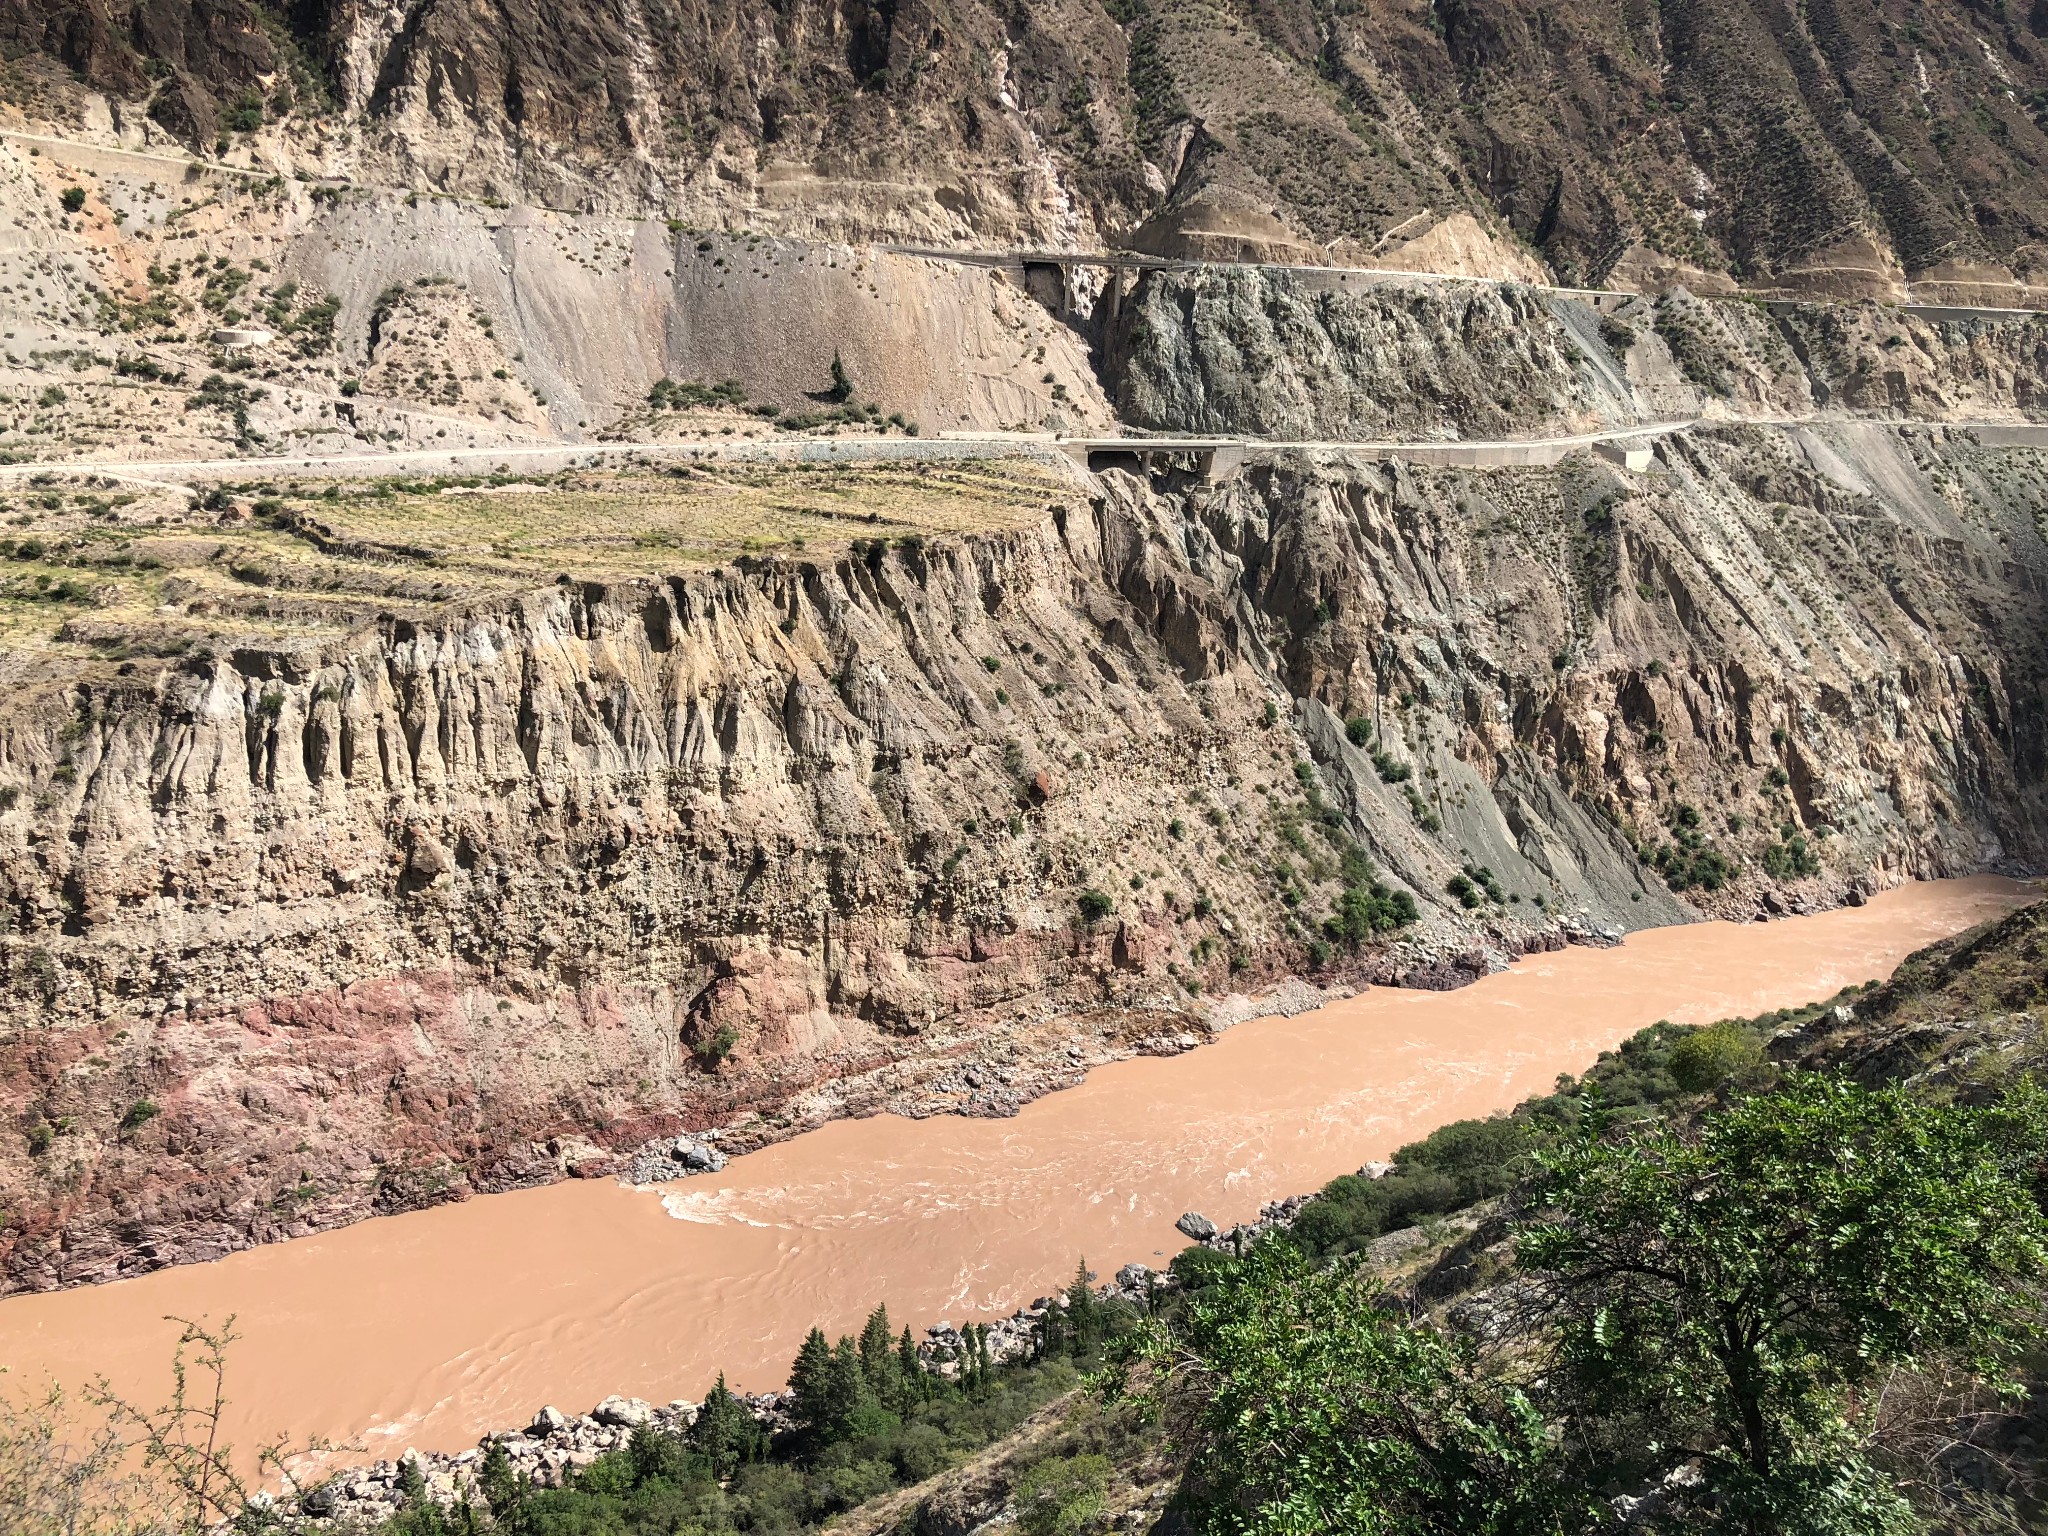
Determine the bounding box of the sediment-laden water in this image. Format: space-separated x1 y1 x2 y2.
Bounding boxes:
0 877 2028 1470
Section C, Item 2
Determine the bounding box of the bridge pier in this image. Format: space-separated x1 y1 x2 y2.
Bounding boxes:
1020 259 1071 315
1064 440 1246 484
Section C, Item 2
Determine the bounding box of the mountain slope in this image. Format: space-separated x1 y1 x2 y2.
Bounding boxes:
9 0 2048 293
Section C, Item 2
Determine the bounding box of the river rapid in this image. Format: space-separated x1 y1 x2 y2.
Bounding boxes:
0 877 2031 1470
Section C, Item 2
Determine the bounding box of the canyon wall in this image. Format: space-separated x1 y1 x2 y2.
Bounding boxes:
11 0 2048 292
1103 269 2048 439
0 418 2043 1290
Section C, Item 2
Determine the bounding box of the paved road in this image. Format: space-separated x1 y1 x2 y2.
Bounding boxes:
886 246 2048 322
9 414 2044 488
0 420 1703 485
880 243 1635 303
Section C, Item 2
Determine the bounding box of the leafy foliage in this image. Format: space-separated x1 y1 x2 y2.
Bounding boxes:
1283 1011 1789 1260
1762 831 1821 879
647 377 746 411
1014 1452 1110 1536
1667 1019 1767 1091
1151 1240 1587 1535
1522 1074 2048 1530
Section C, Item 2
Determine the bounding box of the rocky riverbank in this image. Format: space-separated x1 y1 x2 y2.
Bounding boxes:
4 419 2043 1294
281 1193 1324 1524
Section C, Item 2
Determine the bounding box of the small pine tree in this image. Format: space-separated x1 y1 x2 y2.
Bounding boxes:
859 1303 896 1396
788 1326 835 1434
477 1439 520 1516
395 1453 427 1503
827 350 854 403
690 1371 763 1478
1065 1257 1101 1356
1037 1294 1066 1360
963 1322 993 1390
896 1324 924 1402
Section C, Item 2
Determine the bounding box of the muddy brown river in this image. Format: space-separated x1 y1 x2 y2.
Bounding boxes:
0 877 2031 1470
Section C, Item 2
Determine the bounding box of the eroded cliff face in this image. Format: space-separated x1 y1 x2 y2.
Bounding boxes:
1105 270 2048 440
1 420 2043 1291
10 0 2048 290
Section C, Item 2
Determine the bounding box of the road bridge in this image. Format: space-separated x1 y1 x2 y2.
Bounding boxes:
888 246 2048 326
881 244 1636 317
1046 424 1683 480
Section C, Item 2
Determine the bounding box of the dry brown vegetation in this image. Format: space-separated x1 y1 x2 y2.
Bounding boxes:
0 458 1067 676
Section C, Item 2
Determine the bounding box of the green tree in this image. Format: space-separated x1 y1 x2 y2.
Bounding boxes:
1150 1240 1580 1535
1521 1074 2048 1531
1014 1452 1110 1536
827 350 854 403
395 1454 427 1503
826 1336 868 1425
1667 1019 1767 1092
478 1437 523 1516
896 1325 923 1401
787 1327 834 1437
1064 1258 1104 1357
688 1372 763 1479
858 1304 897 1399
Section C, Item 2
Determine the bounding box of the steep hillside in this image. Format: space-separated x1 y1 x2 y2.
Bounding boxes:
1104 271 2048 439
4 0 2048 1318
1775 896 2048 1087
0 408 2043 1291
8 0 2048 293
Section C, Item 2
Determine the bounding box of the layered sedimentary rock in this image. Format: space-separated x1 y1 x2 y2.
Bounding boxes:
1104 269 2048 440
1 415 2043 1291
10 0 2048 290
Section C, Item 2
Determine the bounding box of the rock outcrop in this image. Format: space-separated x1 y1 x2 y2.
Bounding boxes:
0 418 2044 1292
1105 270 2048 441
11 0 2048 290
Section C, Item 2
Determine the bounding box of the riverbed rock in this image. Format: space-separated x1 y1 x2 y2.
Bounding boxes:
1175 1212 1218 1241
593 1396 654 1428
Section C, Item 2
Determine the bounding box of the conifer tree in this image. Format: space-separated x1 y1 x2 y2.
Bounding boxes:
896 1324 924 1402
1065 1257 1101 1354
859 1303 896 1396
826 1335 871 1431
788 1326 834 1434
689 1371 762 1478
477 1439 520 1517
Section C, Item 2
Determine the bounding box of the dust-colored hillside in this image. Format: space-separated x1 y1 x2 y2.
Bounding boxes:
2 408 2045 1291
9 0 2048 295
2 0 2048 1318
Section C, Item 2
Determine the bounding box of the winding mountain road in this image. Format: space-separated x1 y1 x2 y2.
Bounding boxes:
0 420 1703 485
4 415 2044 489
